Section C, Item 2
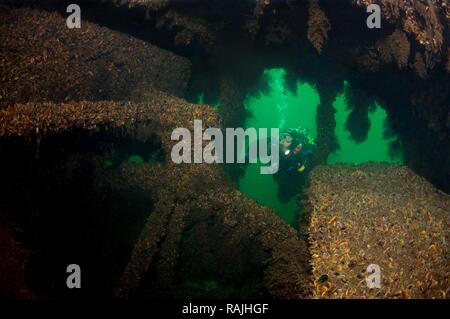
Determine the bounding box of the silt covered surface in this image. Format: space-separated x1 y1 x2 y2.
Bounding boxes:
307 164 449 298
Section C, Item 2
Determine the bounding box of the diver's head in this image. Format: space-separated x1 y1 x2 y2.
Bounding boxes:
281 127 311 148
280 132 294 153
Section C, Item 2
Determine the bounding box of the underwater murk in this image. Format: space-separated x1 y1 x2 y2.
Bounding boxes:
0 0 448 307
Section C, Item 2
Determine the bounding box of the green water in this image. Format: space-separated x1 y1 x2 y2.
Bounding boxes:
103 159 114 169
103 151 161 168
128 154 145 163
244 69 319 135
238 68 320 225
327 84 403 164
237 70 402 226
197 92 220 109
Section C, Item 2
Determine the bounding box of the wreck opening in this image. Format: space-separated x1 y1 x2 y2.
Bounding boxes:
227 67 402 227
238 68 319 226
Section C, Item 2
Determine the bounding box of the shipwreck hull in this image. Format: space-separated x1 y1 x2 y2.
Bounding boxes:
0 0 448 299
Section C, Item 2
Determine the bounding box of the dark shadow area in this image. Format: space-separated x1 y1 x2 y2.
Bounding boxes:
134 207 270 299
0 130 163 298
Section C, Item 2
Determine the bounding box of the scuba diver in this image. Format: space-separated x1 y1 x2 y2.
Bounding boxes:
279 127 315 175
274 127 316 202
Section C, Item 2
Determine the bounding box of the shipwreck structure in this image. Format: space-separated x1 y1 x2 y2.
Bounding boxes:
0 0 448 298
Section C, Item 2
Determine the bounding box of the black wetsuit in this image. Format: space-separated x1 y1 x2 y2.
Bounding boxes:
275 143 315 202
279 144 314 174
